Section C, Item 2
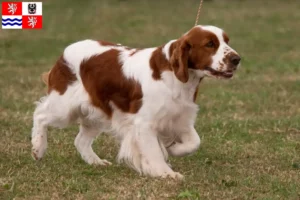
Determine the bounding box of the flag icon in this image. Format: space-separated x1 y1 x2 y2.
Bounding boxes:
22 16 42 29
1 2 42 29
2 2 22 15
2 16 22 29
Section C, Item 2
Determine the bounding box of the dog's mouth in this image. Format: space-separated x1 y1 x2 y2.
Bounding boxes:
204 67 235 79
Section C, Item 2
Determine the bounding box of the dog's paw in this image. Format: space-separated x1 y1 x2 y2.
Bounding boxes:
161 171 184 180
32 149 44 160
31 135 47 160
96 159 112 166
31 146 47 160
85 155 112 166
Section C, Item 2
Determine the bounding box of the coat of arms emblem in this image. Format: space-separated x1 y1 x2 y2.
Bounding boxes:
28 3 36 14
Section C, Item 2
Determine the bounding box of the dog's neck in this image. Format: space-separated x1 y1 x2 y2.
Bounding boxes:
149 40 204 101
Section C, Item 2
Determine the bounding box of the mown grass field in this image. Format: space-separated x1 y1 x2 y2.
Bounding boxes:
1 0 300 199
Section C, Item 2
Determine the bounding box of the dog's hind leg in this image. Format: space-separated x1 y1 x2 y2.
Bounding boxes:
31 96 52 160
74 124 112 166
31 92 75 160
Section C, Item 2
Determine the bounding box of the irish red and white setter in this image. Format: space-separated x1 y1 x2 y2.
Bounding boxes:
32 25 241 179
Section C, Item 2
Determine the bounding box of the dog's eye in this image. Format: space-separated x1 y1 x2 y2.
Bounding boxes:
206 41 215 48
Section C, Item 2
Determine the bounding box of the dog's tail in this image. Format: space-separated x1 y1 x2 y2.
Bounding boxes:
41 71 50 86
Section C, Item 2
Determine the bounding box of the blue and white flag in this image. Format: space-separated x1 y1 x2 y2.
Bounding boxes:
2 16 22 29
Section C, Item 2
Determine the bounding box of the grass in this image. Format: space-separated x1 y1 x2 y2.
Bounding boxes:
0 0 300 199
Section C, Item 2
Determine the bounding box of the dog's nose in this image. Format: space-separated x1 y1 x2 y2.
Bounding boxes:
230 55 241 66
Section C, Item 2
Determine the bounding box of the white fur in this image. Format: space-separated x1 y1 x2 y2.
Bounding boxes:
31 25 236 179
200 26 239 74
64 40 126 81
162 40 176 60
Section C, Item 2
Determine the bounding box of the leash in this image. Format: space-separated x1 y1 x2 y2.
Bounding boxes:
194 0 204 26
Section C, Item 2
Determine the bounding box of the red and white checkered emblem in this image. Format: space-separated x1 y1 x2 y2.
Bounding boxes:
2 2 42 29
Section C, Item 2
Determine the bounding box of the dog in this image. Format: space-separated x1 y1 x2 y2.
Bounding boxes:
32 25 240 179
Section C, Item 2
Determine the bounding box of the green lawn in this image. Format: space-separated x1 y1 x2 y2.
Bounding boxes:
1 0 300 199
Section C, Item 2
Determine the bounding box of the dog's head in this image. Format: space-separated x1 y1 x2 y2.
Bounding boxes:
170 25 241 82
28 4 36 14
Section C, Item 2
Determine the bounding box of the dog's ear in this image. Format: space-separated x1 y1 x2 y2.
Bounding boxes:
170 39 190 83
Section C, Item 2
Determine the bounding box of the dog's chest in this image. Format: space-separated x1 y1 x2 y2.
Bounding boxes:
146 85 198 134
143 73 200 126
162 96 198 121
156 97 198 145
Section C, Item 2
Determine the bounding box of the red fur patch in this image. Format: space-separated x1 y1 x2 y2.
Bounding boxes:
80 49 143 118
47 56 77 95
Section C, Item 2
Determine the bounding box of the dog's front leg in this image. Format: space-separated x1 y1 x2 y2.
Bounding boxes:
167 126 200 157
136 123 183 179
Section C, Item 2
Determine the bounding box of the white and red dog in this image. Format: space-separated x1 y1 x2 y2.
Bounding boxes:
31 25 240 179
